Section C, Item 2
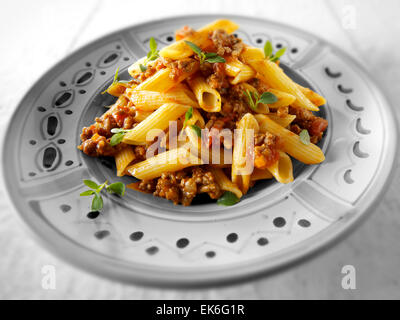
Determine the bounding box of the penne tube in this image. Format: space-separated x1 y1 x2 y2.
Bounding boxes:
126 148 202 180
188 76 221 112
266 151 294 184
225 58 256 85
115 146 136 176
134 63 199 93
251 168 274 181
297 84 326 107
241 83 269 114
209 167 243 199
232 113 259 194
240 46 319 111
267 89 296 109
254 114 325 164
127 57 146 77
134 110 152 122
266 113 296 128
160 19 239 60
123 103 189 145
129 86 199 111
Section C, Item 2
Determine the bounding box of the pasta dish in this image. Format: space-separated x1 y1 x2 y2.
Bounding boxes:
78 19 328 207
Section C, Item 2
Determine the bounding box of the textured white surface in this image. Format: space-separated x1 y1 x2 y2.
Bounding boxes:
0 0 399 299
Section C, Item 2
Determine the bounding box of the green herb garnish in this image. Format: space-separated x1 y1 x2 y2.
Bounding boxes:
190 124 202 137
299 129 311 145
217 191 240 206
139 37 159 72
184 41 226 64
243 90 278 110
264 40 287 62
101 67 131 94
109 128 130 146
183 107 193 127
80 179 126 212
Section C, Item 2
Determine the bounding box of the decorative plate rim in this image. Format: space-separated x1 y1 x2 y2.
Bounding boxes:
1 14 398 288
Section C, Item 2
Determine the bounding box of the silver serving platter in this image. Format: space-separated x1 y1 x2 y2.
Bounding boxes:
2 15 397 287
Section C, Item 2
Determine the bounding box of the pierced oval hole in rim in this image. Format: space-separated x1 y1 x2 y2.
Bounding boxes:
353 141 369 158
46 116 58 136
346 99 364 111
104 53 119 64
54 91 73 107
43 147 57 169
356 118 371 135
344 169 355 184
338 84 353 94
76 71 93 84
324 67 342 78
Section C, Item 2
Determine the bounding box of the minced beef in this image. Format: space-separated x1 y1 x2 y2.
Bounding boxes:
254 132 281 169
289 106 328 144
210 29 244 57
162 57 198 81
139 167 222 206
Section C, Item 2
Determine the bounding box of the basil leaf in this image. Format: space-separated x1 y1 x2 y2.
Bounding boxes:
80 190 95 196
270 47 286 62
205 56 226 63
149 37 157 52
107 182 126 196
299 129 311 145
217 191 240 206
264 40 273 58
111 128 126 134
83 179 99 189
183 107 193 126
139 64 147 72
190 124 202 137
91 193 103 211
258 92 278 104
204 52 218 58
109 132 125 146
244 90 256 110
184 40 202 56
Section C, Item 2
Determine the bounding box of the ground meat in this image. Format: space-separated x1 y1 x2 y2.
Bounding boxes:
254 132 281 169
78 102 136 157
247 78 270 93
149 167 222 206
136 59 165 82
162 57 197 80
175 26 195 41
210 29 244 57
206 62 230 91
204 114 235 148
289 106 328 143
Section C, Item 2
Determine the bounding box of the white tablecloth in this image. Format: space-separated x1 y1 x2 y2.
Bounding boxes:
0 0 399 299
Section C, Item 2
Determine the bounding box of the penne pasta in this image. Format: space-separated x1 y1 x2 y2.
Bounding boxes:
115 146 136 176
266 113 296 128
241 83 269 114
240 46 319 111
188 76 222 112
134 64 199 93
126 148 203 180
254 114 325 164
129 86 199 111
266 89 296 109
225 58 256 85
266 151 294 184
232 113 259 194
251 168 273 181
209 167 243 199
160 19 239 60
297 84 326 107
123 103 189 145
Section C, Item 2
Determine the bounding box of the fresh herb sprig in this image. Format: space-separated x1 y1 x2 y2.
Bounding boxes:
101 67 131 94
109 128 130 146
217 191 240 206
243 90 278 110
80 179 126 212
184 41 226 64
183 107 193 127
299 129 311 145
264 40 286 62
139 37 159 71
190 124 202 137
